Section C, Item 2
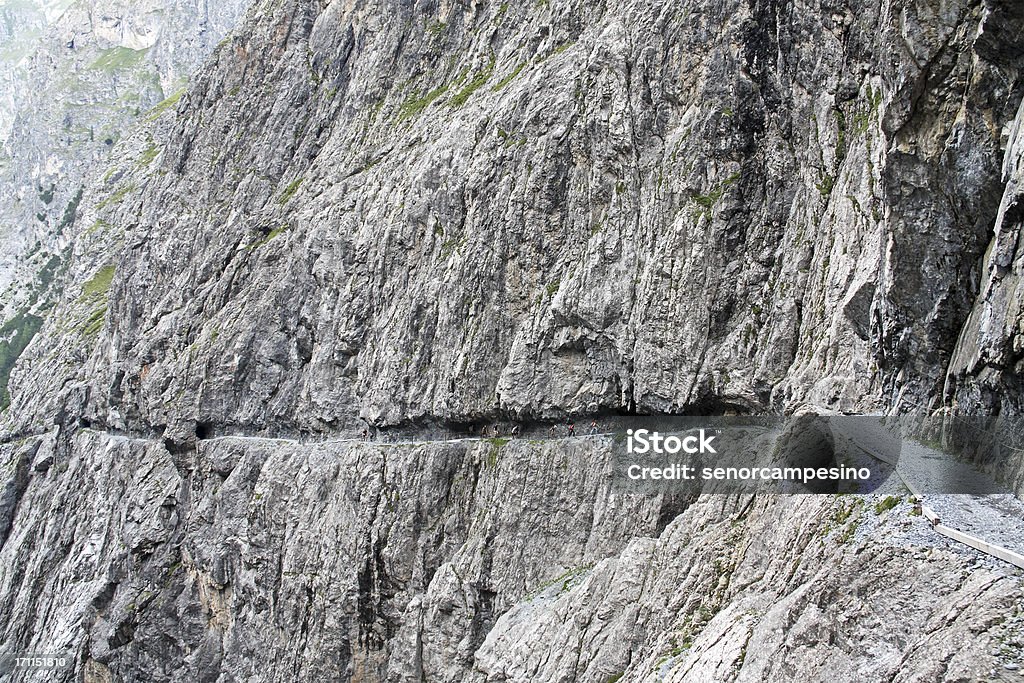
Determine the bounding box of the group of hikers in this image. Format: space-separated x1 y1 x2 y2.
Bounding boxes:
358 419 602 441
478 419 600 439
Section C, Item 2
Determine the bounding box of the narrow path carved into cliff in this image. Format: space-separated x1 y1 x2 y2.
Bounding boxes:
834 420 1024 571
8 418 1024 572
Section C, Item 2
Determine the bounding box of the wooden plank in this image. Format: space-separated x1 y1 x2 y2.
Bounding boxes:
921 505 940 525
934 524 1024 570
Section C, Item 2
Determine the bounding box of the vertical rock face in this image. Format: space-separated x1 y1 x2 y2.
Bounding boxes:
0 0 254 413
6 0 1022 435
1 432 1020 682
948 93 1024 416
0 0 1023 681
0 0 253 315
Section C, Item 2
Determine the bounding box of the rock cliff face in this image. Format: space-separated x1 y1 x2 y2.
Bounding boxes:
1 0 1024 681
2 430 1022 682
0 0 252 383
0 0 76 140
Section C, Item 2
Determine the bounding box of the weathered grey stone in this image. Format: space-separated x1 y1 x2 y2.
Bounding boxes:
0 0 1022 681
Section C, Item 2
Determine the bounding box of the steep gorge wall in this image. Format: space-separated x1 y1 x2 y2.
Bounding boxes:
1 0 1024 680
1 431 1019 681
7 0 1023 441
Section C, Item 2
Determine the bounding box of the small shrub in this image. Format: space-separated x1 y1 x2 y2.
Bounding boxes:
277 179 303 204
874 496 899 515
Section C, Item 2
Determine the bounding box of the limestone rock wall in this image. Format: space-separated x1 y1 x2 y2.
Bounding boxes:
1 0 1024 681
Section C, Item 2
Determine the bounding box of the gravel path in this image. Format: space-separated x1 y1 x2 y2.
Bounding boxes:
834 417 1024 559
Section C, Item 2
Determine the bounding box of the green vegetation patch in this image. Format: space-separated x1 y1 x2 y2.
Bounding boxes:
97 183 136 210
277 179 303 205
81 305 108 336
492 61 528 92
439 237 466 259
874 495 899 515
691 187 724 210
60 188 83 231
38 184 55 205
32 254 65 307
138 143 160 167
486 437 509 468
248 224 290 250
689 172 741 218
533 563 595 596
146 88 186 120
837 517 860 544
816 173 835 197
91 46 149 72
398 84 450 121
0 310 44 411
450 56 495 108
77 265 116 338
81 265 116 300
87 219 112 235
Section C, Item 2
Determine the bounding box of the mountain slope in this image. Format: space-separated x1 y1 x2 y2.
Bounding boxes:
1 0 1023 681
0 0 253 412
11 0 1024 440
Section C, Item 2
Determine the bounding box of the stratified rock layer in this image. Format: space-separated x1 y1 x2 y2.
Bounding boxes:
2 0 1024 681
1 432 1020 681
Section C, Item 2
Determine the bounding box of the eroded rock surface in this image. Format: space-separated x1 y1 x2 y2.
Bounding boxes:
1 0 1024 681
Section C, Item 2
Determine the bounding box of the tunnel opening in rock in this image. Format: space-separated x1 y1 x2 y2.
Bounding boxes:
195 421 213 440
777 415 841 493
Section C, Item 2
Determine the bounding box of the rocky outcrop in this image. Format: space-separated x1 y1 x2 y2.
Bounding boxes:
7 0 1023 439
948 94 1024 417
0 0 253 374
1 431 1021 682
1 0 1024 680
